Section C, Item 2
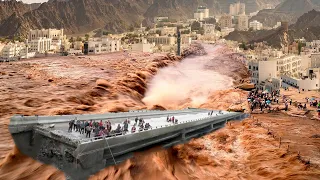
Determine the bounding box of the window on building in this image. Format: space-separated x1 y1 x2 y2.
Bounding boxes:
249 65 251 69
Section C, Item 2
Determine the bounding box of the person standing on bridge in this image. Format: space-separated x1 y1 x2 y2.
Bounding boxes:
80 121 85 134
86 125 92 138
131 125 136 133
68 119 74 132
84 120 89 134
73 118 78 131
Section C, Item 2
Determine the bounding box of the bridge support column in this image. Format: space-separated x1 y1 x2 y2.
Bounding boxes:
181 130 186 141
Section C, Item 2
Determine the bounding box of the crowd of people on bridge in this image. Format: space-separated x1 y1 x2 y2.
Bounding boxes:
68 117 156 139
167 115 178 124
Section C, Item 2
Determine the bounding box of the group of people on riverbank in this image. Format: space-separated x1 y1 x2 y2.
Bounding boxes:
248 89 281 112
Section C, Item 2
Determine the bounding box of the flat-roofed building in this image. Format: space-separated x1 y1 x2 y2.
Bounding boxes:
311 53 320 68
88 38 120 54
28 28 65 41
237 14 248 31
249 20 263 31
0 42 28 61
147 35 176 45
28 37 52 54
219 15 232 28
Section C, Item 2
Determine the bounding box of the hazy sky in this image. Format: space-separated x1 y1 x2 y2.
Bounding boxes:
20 0 48 4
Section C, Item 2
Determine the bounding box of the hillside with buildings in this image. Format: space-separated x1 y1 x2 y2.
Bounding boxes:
0 0 285 37
226 10 320 47
250 0 320 27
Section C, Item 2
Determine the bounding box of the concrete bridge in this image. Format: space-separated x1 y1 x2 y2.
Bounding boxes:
9 108 248 180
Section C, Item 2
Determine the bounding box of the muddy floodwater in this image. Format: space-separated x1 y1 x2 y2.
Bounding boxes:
0 44 319 180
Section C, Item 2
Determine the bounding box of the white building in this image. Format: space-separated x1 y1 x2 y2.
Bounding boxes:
273 22 282 29
0 42 28 61
154 17 169 23
311 53 320 68
249 20 263 31
88 38 120 54
248 55 303 89
131 39 154 53
281 75 319 91
194 6 209 21
248 60 278 85
28 37 52 54
230 2 245 16
198 6 209 18
237 14 249 31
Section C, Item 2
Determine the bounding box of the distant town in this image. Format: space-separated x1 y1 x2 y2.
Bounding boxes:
0 2 319 92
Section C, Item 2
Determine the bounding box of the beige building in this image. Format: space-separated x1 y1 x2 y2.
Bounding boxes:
147 35 176 45
237 14 248 31
28 29 65 41
219 15 233 28
160 26 177 36
311 53 320 68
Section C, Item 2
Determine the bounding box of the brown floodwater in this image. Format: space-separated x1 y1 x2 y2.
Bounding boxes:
0 44 319 180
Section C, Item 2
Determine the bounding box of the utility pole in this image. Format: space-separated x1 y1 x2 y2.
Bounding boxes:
177 27 181 56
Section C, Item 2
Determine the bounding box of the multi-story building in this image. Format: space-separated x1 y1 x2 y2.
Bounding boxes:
249 20 263 31
237 14 248 31
219 15 233 28
194 11 204 21
131 39 154 53
147 35 176 45
281 75 319 91
160 26 177 36
306 40 320 53
88 38 120 54
0 42 28 61
28 37 52 54
197 6 209 19
248 55 302 89
276 55 302 76
203 24 215 35
229 2 245 16
311 53 320 68
28 29 65 41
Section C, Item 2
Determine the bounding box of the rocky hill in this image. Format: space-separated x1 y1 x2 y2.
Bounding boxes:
0 0 35 22
250 0 320 27
226 10 320 47
0 0 284 37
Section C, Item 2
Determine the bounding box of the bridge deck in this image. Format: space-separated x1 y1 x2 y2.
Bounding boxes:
38 111 226 142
